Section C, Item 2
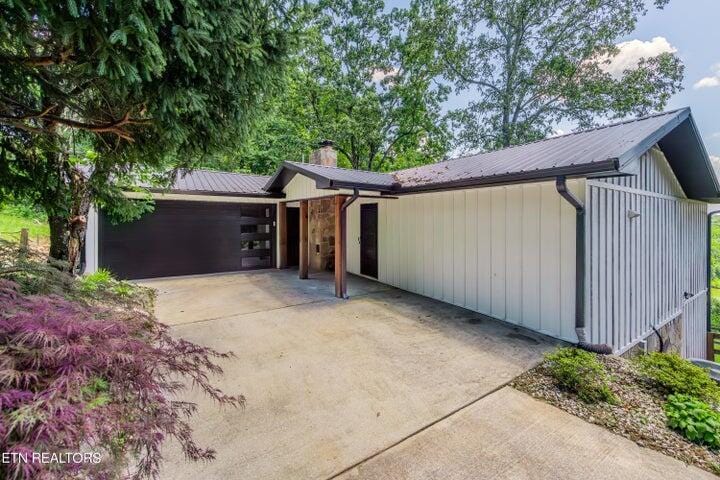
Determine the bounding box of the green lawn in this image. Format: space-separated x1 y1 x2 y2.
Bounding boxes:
0 207 50 243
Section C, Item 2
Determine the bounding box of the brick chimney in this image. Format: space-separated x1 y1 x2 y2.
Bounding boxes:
309 140 337 167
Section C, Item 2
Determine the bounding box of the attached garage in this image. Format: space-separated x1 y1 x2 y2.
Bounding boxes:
98 201 276 279
84 170 279 280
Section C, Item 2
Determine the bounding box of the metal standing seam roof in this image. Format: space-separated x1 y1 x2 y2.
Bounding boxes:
156 108 719 201
392 109 691 190
162 169 272 196
286 161 397 188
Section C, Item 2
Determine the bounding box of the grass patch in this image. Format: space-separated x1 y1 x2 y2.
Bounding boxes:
0 204 49 242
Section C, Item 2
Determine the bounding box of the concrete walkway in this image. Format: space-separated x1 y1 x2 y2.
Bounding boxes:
336 387 713 480
143 270 713 480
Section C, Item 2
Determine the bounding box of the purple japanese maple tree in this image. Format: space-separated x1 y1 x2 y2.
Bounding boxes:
0 278 243 479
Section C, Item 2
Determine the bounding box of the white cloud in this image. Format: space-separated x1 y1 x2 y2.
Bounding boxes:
371 68 398 82
711 155 720 174
694 64 720 89
600 37 677 78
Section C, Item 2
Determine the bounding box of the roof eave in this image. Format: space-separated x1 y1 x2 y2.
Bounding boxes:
617 107 690 168
389 160 621 195
146 188 285 198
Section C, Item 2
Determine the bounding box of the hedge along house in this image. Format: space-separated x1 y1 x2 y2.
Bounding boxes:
84 108 719 358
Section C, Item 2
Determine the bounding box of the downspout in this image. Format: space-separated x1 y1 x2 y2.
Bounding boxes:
339 189 360 299
555 176 613 354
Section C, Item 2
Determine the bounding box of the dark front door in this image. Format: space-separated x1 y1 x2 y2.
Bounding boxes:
360 203 378 278
98 200 276 279
286 207 300 267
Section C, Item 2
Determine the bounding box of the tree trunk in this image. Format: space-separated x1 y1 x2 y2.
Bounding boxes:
67 192 91 275
66 167 91 274
48 214 69 262
46 167 91 274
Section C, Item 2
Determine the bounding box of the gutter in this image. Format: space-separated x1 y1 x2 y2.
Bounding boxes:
555 176 613 354
338 189 360 299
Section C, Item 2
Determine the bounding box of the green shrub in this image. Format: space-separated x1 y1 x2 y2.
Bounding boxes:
78 268 114 293
665 394 720 449
544 347 617 404
712 296 720 332
635 353 720 404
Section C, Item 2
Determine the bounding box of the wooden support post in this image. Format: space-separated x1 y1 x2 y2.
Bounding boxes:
278 202 287 269
334 195 346 298
19 228 29 253
708 332 718 361
299 200 308 279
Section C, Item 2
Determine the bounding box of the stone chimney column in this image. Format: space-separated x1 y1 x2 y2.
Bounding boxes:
307 140 337 272
309 140 337 167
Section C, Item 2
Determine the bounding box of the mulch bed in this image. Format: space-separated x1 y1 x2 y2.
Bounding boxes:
511 354 720 476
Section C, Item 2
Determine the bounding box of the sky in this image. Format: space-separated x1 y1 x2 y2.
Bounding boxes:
385 0 720 162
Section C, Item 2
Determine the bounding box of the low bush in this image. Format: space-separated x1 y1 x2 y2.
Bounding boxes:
712 296 720 332
0 240 242 479
665 394 720 449
544 347 617 404
78 268 141 301
635 352 720 405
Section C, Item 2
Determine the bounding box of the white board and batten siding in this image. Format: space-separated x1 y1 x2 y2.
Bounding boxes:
587 147 708 357
347 180 583 343
282 174 380 203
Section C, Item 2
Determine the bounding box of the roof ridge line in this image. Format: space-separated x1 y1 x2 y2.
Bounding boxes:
287 160 394 175
392 108 689 174
181 167 270 178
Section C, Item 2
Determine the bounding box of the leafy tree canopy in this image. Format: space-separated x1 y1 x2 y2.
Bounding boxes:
415 0 684 150
0 0 298 268
205 0 451 174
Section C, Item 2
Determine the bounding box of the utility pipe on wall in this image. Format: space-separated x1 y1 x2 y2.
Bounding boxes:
338 188 360 298
555 176 613 354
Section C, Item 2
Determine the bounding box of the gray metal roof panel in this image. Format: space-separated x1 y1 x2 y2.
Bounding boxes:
167 169 271 195
393 109 689 188
285 161 398 188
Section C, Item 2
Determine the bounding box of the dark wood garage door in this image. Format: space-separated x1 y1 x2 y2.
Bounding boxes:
99 200 276 279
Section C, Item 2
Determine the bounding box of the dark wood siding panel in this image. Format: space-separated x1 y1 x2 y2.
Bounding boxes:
99 201 276 279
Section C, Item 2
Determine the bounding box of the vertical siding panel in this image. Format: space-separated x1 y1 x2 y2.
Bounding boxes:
610 190 619 348
618 192 627 348
540 184 562 335
399 198 408 290
505 186 523 324
413 197 423 294
442 192 453 302
431 194 442 299
453 192 466 306
465 190 478 310
477 189 492 314
598 188 608 345
407 197 417 293
491 188 507 319
423 195 433 297
522 185 541 331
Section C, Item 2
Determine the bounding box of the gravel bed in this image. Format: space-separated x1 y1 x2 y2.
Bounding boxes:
511 354 720 476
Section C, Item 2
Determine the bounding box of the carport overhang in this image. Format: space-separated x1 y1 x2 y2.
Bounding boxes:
277 188 397 299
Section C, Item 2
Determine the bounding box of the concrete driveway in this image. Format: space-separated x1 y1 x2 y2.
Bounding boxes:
143 270 713 480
